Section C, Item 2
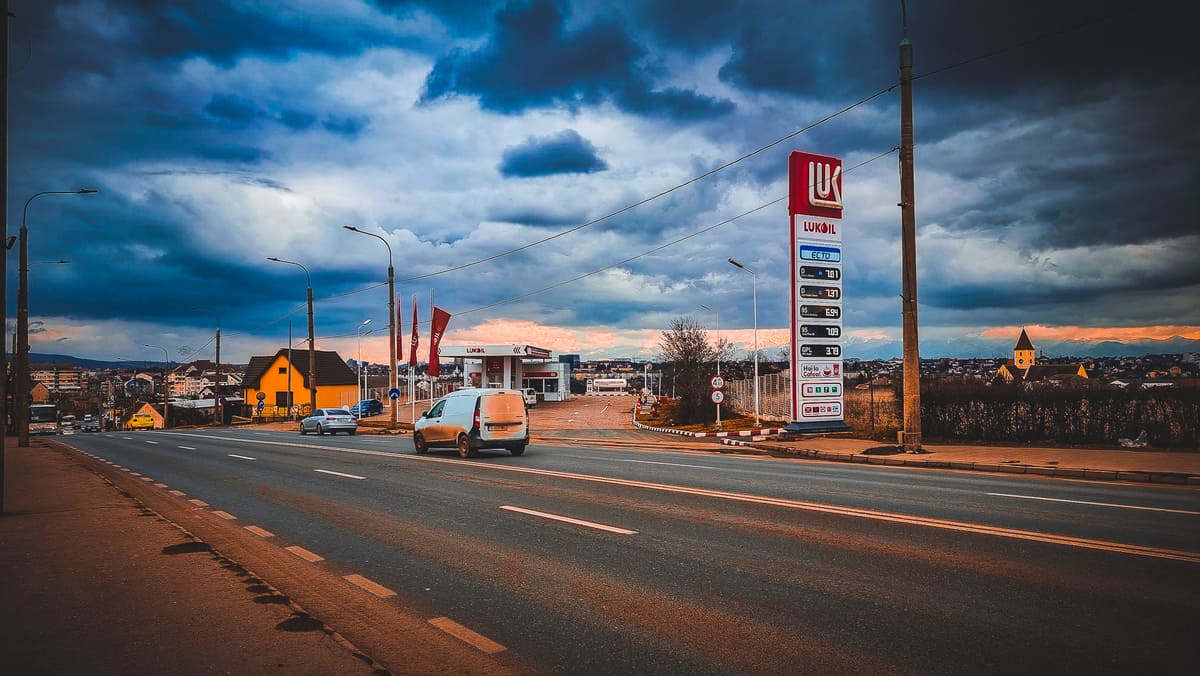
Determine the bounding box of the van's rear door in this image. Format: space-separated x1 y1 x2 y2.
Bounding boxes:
480 392 527 439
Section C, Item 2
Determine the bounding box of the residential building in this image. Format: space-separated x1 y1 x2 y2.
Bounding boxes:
242 349 357 414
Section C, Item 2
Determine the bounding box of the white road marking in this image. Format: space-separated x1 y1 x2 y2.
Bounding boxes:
179 446 196 450
286 545 325 562
188 499 209 507
429 617 506 654
500 505 637 535
314 468 366 480
244 525 275 538
213 511 237 520
121 436 133 440
228 454 257 461
149 431 1200 563
343 574 395 598
987 493 1200 516
609 457 720 470
145 441 159 445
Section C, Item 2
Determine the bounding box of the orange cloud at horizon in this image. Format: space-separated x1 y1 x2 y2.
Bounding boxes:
981 325 1200 342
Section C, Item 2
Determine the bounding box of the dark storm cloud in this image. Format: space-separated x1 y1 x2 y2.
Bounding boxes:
499 129 607 177
204 94 260 126
321 115 371 137
420 0 734 120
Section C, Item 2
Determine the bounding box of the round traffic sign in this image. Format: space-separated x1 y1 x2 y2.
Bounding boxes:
388 387 401 400
711 376 725 389
710 390 725 404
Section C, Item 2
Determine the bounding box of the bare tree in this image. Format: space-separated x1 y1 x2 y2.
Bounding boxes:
657 316 717 424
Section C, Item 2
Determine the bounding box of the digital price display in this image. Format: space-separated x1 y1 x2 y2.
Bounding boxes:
800 324 841 338
799 285 840 300
800 304 841 319
799 265 840 281
800 344 841 358
799 245 841 263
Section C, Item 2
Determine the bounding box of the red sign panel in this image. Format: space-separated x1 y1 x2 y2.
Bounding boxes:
789 151 843 219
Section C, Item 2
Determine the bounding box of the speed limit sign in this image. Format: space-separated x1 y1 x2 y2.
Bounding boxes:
711 376 725 389
711 390 725 404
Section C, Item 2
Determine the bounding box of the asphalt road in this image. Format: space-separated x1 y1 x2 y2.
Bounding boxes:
58 429 1200 674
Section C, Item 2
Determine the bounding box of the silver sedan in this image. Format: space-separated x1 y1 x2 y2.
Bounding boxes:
299 408 358 435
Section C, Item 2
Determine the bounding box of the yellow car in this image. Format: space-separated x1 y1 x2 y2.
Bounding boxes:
127 413 156 430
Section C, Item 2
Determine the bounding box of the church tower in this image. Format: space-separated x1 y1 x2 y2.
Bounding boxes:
1014 328 1035 371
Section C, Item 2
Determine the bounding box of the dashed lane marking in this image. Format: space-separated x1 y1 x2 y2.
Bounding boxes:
140 477 154 482
212 511 237 520
343 574 396 598
145 441 159 445
154 483 168 488
188 499 209 507
501 505 637 535
244 525 274 538
169 490 186 497
228 454 257 461
314 469 366 480
179 446 196 450
152 431 1200 564
429 617 507 654
286 545 325 563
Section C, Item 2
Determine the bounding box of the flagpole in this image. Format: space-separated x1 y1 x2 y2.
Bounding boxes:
429 288 435 399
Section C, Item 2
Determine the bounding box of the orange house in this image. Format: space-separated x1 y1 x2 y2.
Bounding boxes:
242 349 358 415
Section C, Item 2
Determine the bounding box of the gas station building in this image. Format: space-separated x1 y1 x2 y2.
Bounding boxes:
437 344 572 402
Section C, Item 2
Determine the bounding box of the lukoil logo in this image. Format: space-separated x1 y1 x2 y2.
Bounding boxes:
808 161 842 211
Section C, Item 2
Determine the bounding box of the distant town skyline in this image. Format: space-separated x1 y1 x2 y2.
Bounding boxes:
7 1 1197 365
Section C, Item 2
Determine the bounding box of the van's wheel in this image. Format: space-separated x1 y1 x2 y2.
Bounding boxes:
457 434 476 458
509 443 526 456
413 433 428 454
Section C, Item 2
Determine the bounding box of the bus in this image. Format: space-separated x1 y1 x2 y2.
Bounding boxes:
29 404 60 435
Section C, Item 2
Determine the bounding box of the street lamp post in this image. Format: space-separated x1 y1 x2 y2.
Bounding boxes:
343 226 397 427
144 344 170 429
356 319 372 405
268 257 317 413
727 258 759 426
15 188 98 448
699 303 721 427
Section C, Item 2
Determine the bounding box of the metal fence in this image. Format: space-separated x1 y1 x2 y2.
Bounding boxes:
724 372 792 422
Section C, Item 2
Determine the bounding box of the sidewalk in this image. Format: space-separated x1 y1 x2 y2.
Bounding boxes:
0 441 376 675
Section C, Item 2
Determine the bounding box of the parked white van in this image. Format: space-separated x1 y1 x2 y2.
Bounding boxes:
413 388 529 458
520 387 537 407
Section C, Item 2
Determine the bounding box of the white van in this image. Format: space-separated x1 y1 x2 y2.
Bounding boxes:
413 388 529 458
520 387 537 407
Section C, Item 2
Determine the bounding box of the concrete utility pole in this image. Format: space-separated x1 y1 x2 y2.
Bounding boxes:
214 327 221 424
898 11 923 452
1 0 10 512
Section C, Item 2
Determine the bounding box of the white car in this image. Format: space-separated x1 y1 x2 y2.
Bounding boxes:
413 388 529 457
299 408 358 435
520 388 537 407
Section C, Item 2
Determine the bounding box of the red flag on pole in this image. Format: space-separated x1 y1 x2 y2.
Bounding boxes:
409 295 419 369
395 294 404 362
428 306 451 377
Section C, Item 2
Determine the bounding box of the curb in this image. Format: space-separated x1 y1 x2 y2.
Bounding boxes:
633 409 786 438
720 439 1200 485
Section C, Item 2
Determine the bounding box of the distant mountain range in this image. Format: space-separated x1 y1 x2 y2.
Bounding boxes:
17 337 1200 368
20 353 244 370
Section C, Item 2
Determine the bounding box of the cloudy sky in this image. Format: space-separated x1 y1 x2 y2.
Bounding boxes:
6 0 1198 366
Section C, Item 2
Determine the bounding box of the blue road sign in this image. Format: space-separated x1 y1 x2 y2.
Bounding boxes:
388 387 401 400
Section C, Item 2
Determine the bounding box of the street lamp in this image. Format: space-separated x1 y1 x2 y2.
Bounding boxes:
343 225 397 427
144 344 170 429
356 319 373 405
15 188 98 448
699 303 721 427
727 258 759 426
268 257 317 413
